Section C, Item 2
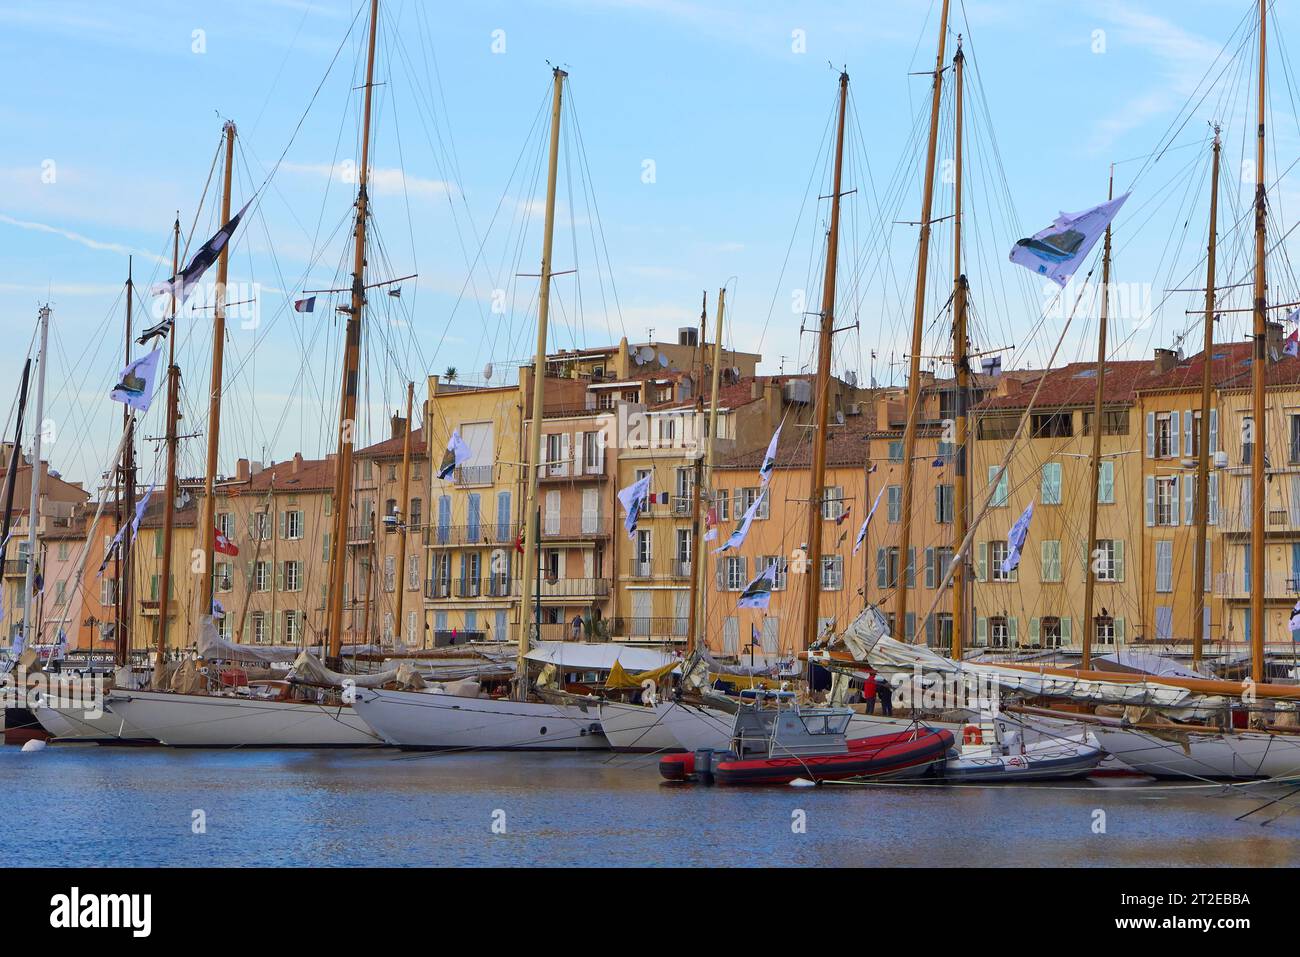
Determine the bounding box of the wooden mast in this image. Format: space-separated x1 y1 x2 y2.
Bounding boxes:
1191 129 1221 669
21 304 49 648
692 287 726 650
1081 171 1115 671
950 39 969 661
394 381 415 647
199 123 236 628
896 0 951 640
516 66 566 697
685 293 708 655
1249 0 1267 683
116 261 136 666
800 69 849 652
155 216 181 677
326 0 380 662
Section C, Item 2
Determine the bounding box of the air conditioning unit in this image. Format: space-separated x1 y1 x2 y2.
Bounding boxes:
783 379 812 404
846 402 863 416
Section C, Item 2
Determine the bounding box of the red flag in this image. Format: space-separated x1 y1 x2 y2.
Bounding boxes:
515 530 525 555
214 527 239 556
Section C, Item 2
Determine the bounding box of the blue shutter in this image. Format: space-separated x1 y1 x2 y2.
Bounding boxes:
438 495 451 545
496 491 511 542
467 494 481 539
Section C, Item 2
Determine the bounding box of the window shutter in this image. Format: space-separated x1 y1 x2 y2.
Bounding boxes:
1146 411 1155 457
1008 616 1019 646
1061 617 1072 646
276 562 285 591
924 547 935 589
1030 617 1040 645
976 617 987 645
1205 539 1213 593
278 510 286 538
1144 476 1155 526
1113 540 1125 581
559 434 570 476
976 542 987 582
1185 474 1195 525
1185 408 1194 456
1208 473 1219 524
595 432 605 472
1114 617 1126 643
925 614 934 645
1171 475 1180 524
876 548 887 588
1170 410 1181 457
905 612 915 642
715 557 724 590
906 548 916 588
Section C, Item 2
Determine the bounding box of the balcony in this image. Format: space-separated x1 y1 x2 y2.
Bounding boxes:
611 616 689 640
539 516 609 540
539 464 608 482
425 579 451 599
520 577 611 599
3 559 29 577
346 525 374 545
1213 571 1300 600
426 524 516 547
453 465 494 488
627 559 691 580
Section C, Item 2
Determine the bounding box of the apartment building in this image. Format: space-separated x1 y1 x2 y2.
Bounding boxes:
129 495 200 655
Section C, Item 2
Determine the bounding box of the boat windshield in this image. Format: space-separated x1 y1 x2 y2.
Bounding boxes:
798 710 852 736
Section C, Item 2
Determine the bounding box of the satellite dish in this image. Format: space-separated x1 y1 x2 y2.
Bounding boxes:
638 346 655 363
658 354 669 367
845 370 858 388
835 410 846 425
633 353 645 365
483 363 494 381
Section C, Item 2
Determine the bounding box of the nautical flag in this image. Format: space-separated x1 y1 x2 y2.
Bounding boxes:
438 430 472 481
130 485 155 540
515 530 525 555
1009 192 1130 287
109 348 163 412
617 474 652 541
214 526 239 556
151 200 252 303
31 565 42 596
96 485 157 576
1285 327 1299 359
835 505 852 526
293 296 316 313
136 316 173 346
388 287 402 298
714 488 766 554
703 505 719 542
759 424 781 485
738 561 778 610
853 487 885 555
1001 501 1035 576
212 598 226 619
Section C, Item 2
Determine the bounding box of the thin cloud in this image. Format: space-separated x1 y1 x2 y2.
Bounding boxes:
0 213 166 264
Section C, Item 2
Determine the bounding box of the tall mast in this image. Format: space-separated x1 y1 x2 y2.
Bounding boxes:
21 304 49 647
1192 129 1221 669
117 261 136 667
0 361 31 576
950 39 969 660
685 292 708 654
1249 0 1267 683
156 216 181 677
326 0 380 662
200 123 237 627
394 381 415 647
516 66 566 696
692 287 726 649
799 69 849 652
896 0 951 639
1081 171 1115 671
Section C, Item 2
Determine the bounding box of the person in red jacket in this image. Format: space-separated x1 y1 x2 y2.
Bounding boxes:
862 671 878 715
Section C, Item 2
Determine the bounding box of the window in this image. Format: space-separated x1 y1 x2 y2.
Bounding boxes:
1095 616 1116 645
1155 605 1173 640
388 464 398 482
1291 414 1300 464
57 541 70 561
545 433 564 476
821 486 845 521
383 555 396 593
583 431 602 472
284 510 304 540
1098 460 1115 504
888 440 904 462
362 459 373 481
284 611 301 644
977 416 1018 440
821 556 843 590
596 391 616 411
675 527 692 575
1082 409 1129 436
410 498 422 529
988 467 1008 507
715 489 730 521
1241 415 1254 465
254 561 270 592
738 487 769 519
935 484 953 524
285 561 301 592
408 555 420 591
100 578 117 607
759 555 788 591
217 512 232 537
635 529 652 575
674 467 694 515
989 540 1013 581
1154 412 1174 457
989 616 1010 649
1154 476 1178 526
724 556 746 591
1040 462 1062 505
1039 616 1062 649
385 498 398 520
1041 540 1062 582
1155 540 1173 593
215 562 233 593
252 612 267 645
926 547 953 588
887 485 902 523
253 511 271 541
662 417 677 444
1032 412 1072 437
1094 539 1121 581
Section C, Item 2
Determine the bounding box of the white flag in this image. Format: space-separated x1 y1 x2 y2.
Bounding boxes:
1010 193 1129 287
109 349 163 413
438 430 472 480
714 488 766 553
617 474 652 541
759 424 781 485
853 487 885 555
1001 501 1035 575
738 562 778 610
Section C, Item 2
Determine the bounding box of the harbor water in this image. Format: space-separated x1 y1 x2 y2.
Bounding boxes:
4 746 1300 867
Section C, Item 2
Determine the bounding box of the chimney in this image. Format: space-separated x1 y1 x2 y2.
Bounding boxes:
1153 347 1177 375
391 413 407 440
751 378 764 401
996 377 1022 398
1267 321 1284 356
292 452 304 475
236 458 250 482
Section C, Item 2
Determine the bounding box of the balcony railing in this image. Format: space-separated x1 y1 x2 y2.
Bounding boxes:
540 464 608 481
3 559 29 577
427 524 516 547
520 577 611 599
1213 571 1300 600
611 616 689 639
454 465 494 488
346 525 374 545
425 576 612 601
425 579 451 599
539 516 609 539
627 559 691 580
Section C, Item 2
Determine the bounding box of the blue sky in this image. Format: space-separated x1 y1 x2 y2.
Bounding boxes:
1 0 1296 488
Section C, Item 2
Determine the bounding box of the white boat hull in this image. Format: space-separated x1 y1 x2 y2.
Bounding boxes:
1092 726 1300 779
32 699 155 744
105 689 382 747
353 688 608 750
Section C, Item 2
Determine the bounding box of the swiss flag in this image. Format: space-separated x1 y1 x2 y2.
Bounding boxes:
214 527 239 556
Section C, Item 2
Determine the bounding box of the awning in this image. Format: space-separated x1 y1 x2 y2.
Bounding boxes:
523 641 680 674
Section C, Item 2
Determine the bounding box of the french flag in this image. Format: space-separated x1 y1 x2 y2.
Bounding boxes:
294 296 316 313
